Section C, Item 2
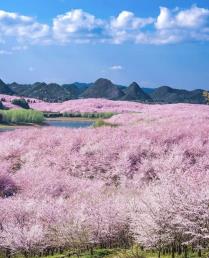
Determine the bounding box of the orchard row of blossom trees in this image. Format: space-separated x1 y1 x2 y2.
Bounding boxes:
0 103 209 257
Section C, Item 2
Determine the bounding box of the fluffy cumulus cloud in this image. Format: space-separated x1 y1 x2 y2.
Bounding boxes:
111 11 153 30
156 5 209 30
0 10 49 44
109 65 123 70
0 5 209 49
52 9 104 43
108 11 154 44
144 5 209 44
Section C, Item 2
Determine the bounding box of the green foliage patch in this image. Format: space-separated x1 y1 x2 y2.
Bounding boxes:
44 112 115 119
11 98 30 109
0 109 44 124
93 119 118 128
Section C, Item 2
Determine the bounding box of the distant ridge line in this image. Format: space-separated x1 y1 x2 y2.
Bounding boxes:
0 78 207 104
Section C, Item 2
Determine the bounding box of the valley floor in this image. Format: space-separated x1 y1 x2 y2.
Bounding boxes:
1 247 208 258
0 101 209 258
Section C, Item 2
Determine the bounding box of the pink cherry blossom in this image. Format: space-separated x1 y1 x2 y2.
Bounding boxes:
0 97 209 257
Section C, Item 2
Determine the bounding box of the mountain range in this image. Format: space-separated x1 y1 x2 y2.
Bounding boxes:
0 78 207 104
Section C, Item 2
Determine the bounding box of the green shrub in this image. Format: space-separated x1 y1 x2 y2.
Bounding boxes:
0 109 44 124
62 112 115 119
97 112 115 119
11 98 30 109
94 249 116 257
93 119 117 128
44 112 61 118
0 101 4 110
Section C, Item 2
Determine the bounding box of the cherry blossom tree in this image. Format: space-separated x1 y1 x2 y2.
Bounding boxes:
0 102 209 257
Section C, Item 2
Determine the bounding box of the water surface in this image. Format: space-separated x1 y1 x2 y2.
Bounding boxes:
46 120 93 128
0 120 94 133
0 128 15 133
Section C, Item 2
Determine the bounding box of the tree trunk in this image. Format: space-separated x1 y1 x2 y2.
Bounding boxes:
90 247 93 256
59 247 64 254
184 246 187 258
198 249 202 257
23 251 29 258
5 249 11 258
178 245 182 255
171 246 175 258
158 249 161 258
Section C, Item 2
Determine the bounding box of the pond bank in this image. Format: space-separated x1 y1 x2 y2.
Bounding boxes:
46 117 95 122
0 117 95 132
0 123 42 132
46 119 94 128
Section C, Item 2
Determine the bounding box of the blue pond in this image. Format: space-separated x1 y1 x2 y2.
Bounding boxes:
0 128 15 132
0 120 94 133
46 120 94 128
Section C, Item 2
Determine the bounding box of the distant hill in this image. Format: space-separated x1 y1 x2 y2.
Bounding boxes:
9 82 31 95
0 78 207 104
142 88 155 94
0 79 14 95
73 82 93 90
62 84 80 99
122 82 153 102
81 78 125 100
62 82 92 98
9 81 92 101
22 82 73 102
150 86 207 104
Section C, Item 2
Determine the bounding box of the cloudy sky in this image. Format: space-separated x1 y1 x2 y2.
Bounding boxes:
0 0 209 89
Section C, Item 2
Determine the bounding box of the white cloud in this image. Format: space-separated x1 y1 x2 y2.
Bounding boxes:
12 45 28 51
0 6 209 46
136 28 184 45
111 11 154 30
110 65 123 70
0 10 49 44
155 5 209 30
28 66 35 72
136 5 209 45
52 9 104 43
0 49 12 55
109 11 154 44
155 7 173 30
176 6 209 28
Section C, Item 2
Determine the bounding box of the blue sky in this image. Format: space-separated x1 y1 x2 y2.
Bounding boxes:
0 0 209 90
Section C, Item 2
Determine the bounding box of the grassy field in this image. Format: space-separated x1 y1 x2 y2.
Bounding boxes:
0 109 44 124
93 119 118 128
1 247 208 258
0 248 117 258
